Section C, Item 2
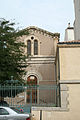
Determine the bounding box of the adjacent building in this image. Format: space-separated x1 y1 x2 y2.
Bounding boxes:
32 41 80 120
74 0 80 40
64 23 74 41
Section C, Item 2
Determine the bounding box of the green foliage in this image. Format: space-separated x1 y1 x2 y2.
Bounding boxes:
0 18 28 84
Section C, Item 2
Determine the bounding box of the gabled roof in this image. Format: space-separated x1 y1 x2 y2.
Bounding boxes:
26 26 60 37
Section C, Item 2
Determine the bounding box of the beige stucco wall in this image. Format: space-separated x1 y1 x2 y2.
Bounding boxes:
59 47 80 80
31 84 80 120
52 84 80 120
31 45 80 120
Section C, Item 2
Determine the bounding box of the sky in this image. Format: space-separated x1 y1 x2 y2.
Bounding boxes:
0 0 74 41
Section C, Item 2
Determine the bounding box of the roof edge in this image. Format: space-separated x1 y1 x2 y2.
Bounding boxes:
58 40 80 45
26 26 60 37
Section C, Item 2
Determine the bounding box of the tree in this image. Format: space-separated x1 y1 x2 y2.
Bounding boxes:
0 19 28 84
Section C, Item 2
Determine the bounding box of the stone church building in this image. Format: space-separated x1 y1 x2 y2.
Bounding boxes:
21 26 60 86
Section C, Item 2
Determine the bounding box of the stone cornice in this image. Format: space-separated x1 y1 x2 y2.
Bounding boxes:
27 55 55 58
60 80 80 84
26 55 55 64
31 107 69 111
26 26 60 38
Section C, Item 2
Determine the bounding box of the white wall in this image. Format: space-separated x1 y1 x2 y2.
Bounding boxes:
64 28 74 41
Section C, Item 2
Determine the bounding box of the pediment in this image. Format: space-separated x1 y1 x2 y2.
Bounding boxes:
26 26 60 38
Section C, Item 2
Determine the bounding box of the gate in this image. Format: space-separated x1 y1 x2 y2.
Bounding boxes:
0 85 60 113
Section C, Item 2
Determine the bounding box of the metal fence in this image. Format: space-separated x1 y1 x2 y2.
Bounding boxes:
0 85 60 113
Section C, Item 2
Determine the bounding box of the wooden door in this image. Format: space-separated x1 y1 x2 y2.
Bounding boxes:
27 76 37 103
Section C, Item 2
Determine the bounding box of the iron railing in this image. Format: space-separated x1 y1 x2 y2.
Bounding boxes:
0 85 60 112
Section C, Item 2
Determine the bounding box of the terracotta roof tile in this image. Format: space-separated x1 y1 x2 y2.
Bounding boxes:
58 40 80 44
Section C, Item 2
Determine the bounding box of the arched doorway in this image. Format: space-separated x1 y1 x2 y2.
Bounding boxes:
27 75 37 103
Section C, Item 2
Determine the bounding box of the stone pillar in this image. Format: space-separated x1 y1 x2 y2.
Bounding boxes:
60 84 69 109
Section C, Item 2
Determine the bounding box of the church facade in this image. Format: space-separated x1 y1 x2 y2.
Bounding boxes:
21 26 60 86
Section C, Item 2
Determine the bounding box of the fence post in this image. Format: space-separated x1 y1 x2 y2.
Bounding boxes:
40 110 42 120
24 86 27 104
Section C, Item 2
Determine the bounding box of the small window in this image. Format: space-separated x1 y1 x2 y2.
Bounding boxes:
27 40 31 55
34 40 38 55
31 36 34 40
0 108 9 115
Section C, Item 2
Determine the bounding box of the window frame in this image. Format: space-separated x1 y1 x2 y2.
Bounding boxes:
0 108 9 115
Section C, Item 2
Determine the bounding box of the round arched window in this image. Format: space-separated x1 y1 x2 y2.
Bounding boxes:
34 40 38 55
27 40 31 55
27 75 37 85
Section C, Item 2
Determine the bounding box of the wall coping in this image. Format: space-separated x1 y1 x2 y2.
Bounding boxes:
31 107 69 112
58 44 80 48
60 80 80 84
